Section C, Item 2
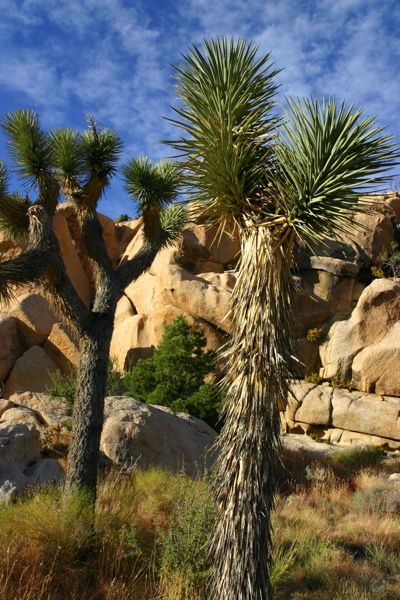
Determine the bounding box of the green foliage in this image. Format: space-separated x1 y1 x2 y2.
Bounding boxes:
1 109 55 187
47 360 125 413
330 377 352 391
275 97 399 246
114 213 130 223
155 471 215 591
331 446 386 474
306 372 322 384
123 315 222 429
306 328 323 342
378 241 400 280
371 265 386 278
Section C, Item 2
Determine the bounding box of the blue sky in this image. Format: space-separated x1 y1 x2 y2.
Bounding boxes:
1 0 399 219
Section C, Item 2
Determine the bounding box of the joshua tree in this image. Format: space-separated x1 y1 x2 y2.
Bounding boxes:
0 111 186 498
168 37 399 600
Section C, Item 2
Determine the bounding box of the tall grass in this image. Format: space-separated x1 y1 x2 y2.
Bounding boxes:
1 449 400 599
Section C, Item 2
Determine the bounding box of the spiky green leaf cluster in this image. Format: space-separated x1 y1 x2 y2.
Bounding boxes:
274 97 399 244
168 37 281 222
121 157 180 210
79 121 123 183
160 203 188 244
1 109 55 189
50 128 84 181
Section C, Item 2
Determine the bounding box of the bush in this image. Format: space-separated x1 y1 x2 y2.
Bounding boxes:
47 359 125 413
114 213 131 223
123 315 223 429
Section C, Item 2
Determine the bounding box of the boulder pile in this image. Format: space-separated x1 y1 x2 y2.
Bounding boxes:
0 192 399 497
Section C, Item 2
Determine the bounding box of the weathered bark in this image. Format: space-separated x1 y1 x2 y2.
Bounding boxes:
210 223 296 600
66 312 115 494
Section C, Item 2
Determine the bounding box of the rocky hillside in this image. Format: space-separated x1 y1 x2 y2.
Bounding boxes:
0 192 400 498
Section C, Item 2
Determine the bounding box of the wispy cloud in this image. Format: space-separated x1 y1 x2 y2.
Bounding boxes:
0 0 398 218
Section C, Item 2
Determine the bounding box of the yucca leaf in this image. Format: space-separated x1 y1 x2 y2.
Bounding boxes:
78 117 123 184
166 37 281 223
275 97 399 243
1 109 55 187
50 127 84 183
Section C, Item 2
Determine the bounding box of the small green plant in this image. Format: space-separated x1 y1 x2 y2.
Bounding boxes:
330 377 352 391
371 265 386 278
47 359 125 412
306 328 323 342
377 241 400 280
309 432 332 445
306 372 322 384
123 315 223 429
114 213 131 223
331 446 386 474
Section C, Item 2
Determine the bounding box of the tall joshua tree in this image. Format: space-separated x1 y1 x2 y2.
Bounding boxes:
168 37 399 600
0 110 186 497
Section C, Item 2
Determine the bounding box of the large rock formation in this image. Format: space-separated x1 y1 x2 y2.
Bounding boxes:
0 192 399 461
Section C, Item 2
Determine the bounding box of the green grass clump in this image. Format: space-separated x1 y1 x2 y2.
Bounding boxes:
2 453 400 600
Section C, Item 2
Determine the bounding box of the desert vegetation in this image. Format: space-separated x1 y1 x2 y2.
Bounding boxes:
1 448 400 600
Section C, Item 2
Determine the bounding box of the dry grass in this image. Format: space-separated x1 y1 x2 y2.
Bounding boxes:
1 448 400 599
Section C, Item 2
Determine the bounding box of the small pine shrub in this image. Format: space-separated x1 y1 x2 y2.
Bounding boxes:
114 213 130 223
123 315 223 429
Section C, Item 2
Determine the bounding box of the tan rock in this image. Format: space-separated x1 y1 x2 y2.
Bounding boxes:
320 279 400 380
110 304 227 371
294 385 333 426
0 399 15 417
0 314 23 382
44 323 80 375
302 199 395 266
114 295 136 328
9 293 59 348
0 230 27 261
0 406 44 431
8 392 70 429
179 222 240 266
384 191 400 222
52 213 91 307
0 465 31 503
155 265 232 331
97 213 120 268
24 458 65 486
100 396 217 475
338 429 400 449
115 219 142 256
110 314 150 371
352 321 400 396
124 272 157 315
2 346 62 398
197 271 237 290
331 388 400 440
0 420 40 470
293 267 356 334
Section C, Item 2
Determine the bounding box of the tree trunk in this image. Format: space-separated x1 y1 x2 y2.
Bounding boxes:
210 224 296 600
66 312 115 497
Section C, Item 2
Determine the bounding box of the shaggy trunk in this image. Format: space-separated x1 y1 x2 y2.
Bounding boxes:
210 221 296 600
66 312 115 496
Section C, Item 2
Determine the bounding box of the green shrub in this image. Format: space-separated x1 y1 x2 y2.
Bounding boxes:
114 213 130 223
47 359 125 412
123 315 223 429
330 377 352 391
331 446 386 475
